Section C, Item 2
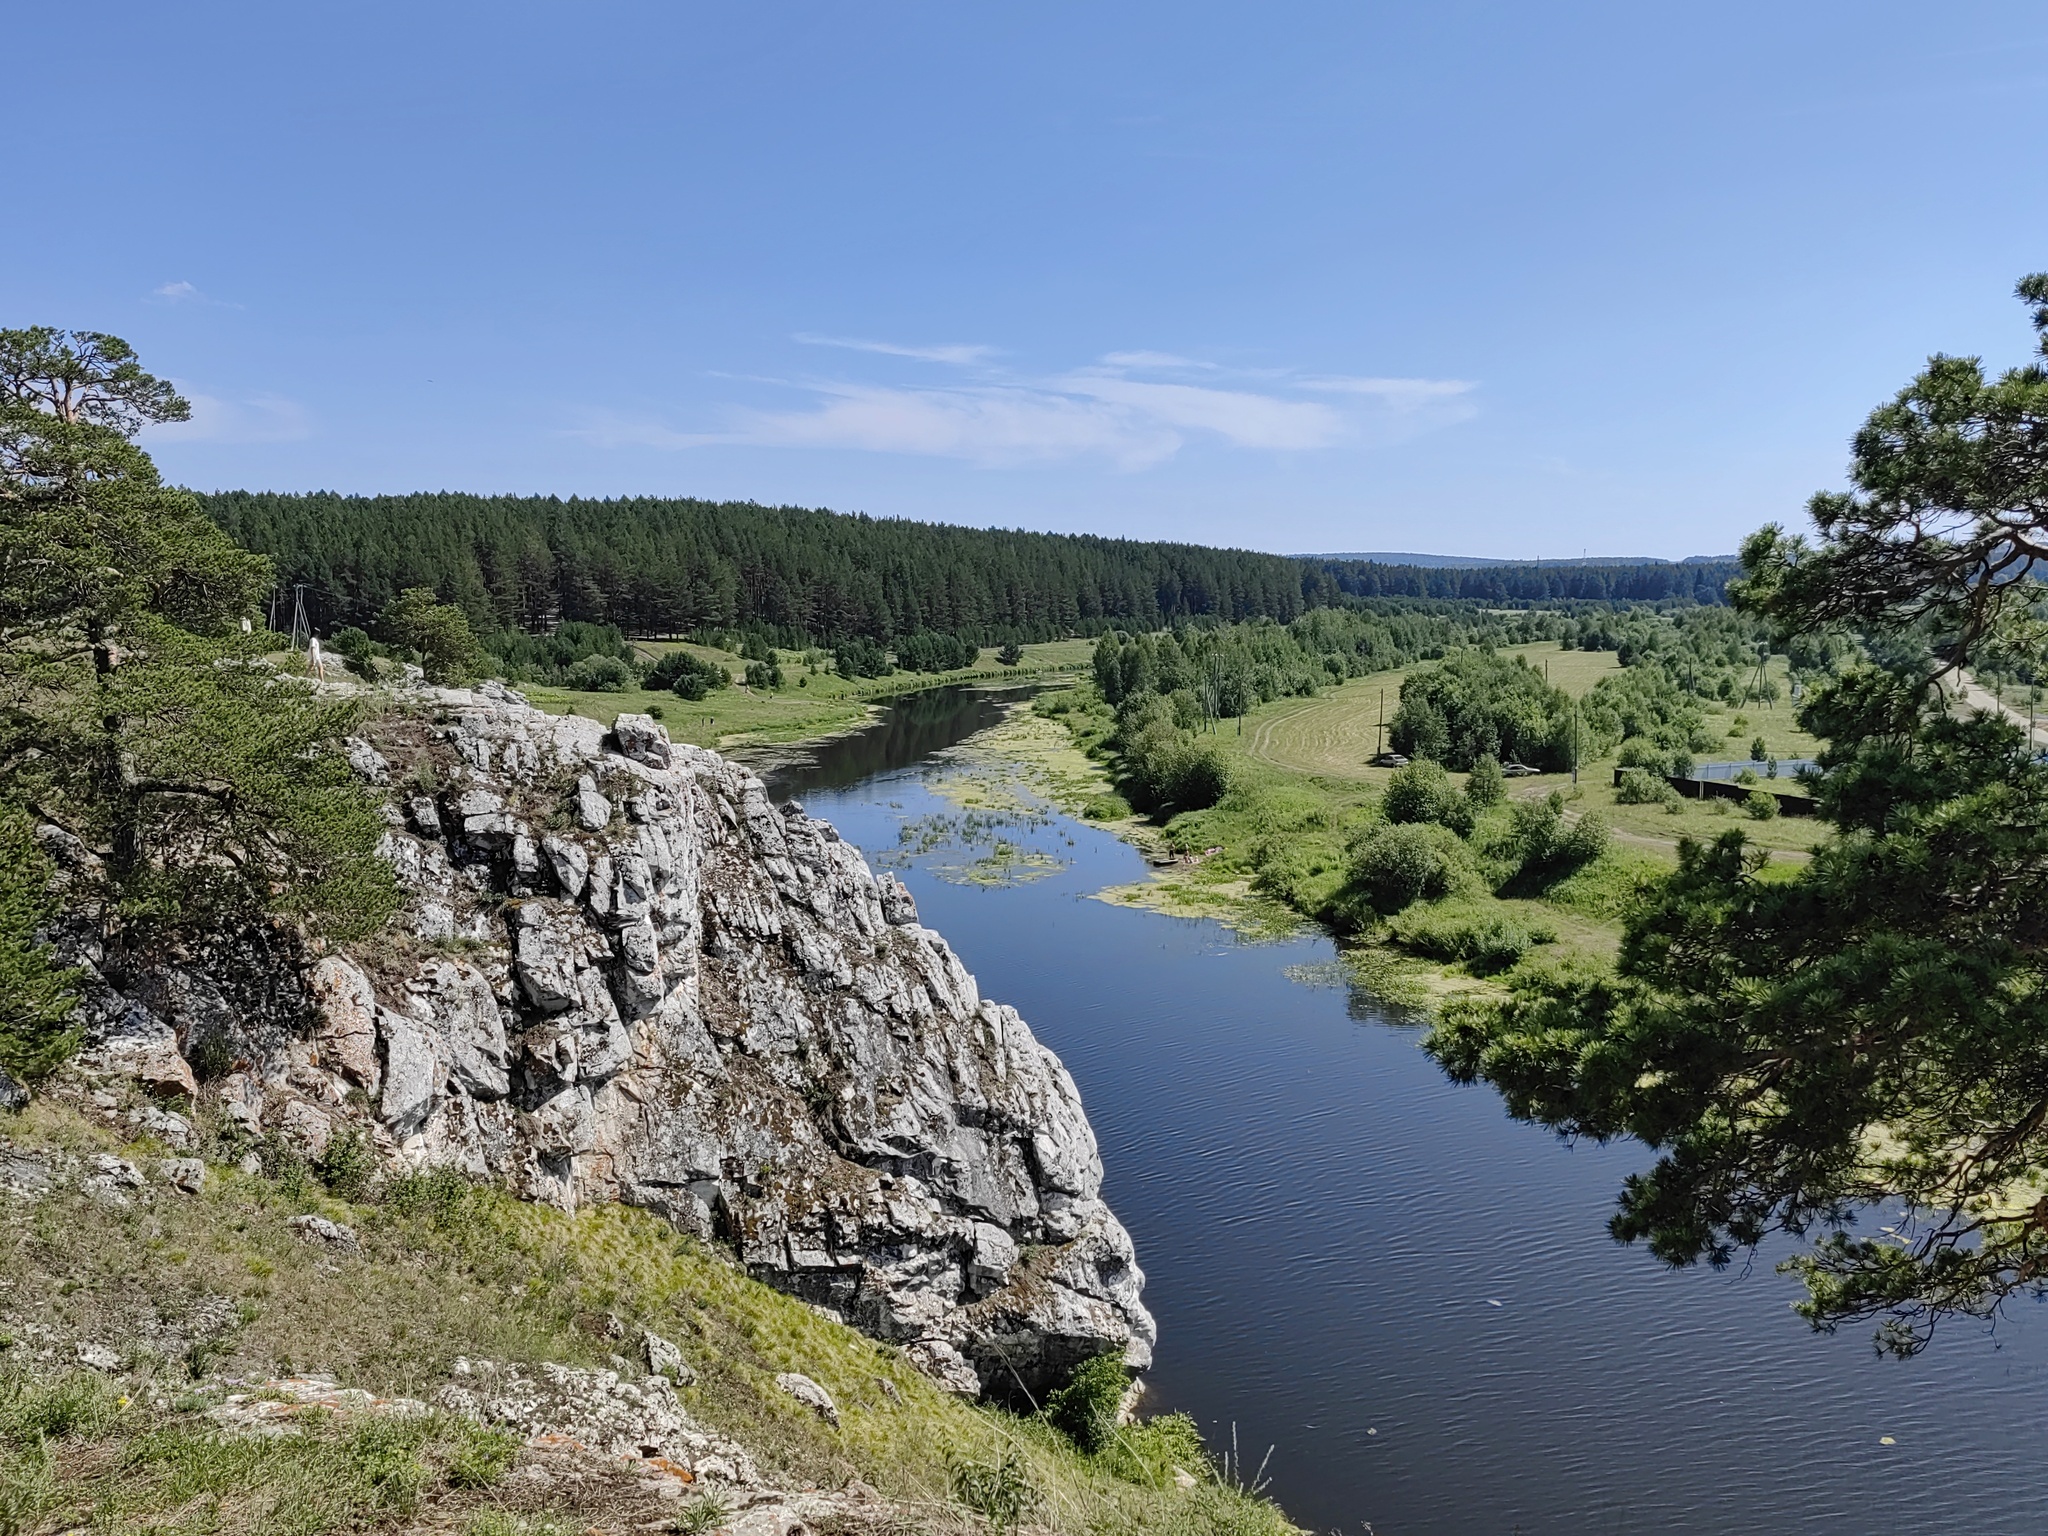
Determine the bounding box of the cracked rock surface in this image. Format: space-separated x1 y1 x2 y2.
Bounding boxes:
57 685 1152 1402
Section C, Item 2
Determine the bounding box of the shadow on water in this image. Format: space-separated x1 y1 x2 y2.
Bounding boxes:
736 682 1043 801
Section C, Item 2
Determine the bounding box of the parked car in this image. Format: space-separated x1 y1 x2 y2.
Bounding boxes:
1370 752 1410 768
1499 762 1542 777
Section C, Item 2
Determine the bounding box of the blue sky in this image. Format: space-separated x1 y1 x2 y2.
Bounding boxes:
12 4 2048 558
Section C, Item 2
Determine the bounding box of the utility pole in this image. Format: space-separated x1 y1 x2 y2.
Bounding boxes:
288 583 311 653
1376 688 1387 757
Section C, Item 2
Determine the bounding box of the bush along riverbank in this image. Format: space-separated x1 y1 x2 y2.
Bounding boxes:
1033 616 1844 1008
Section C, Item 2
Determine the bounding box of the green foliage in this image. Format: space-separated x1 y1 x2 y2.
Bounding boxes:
377 587 482 684
562 653 633 692
1094 610 1487 715
1343 821 1472 916
483 620 632 684
1041 1352 1127 1454
670 1492 734 1534
743 658 784 689
1464 753 1506 808
834 636 893 679
1381 759 1475 835
644 647 730 701
443 1422 518 1489
328 626 379 680
0 1371 123 1446
1616 736 1692 778
1615 767 1681 808
0 328 397 954
1735 273 2048 664
1427 290 2048 1348
1492 793 1609 889
1388 899 1553 974
950 1449 1040 1535
1743 788 1780 820
997 640 1024 666
1392 648 1574 770
0 809 79 1084
315 1126 380 1201
1110 696 1232 813
894 629 978 672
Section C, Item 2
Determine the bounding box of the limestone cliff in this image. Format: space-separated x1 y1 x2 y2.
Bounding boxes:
58 684 1153 1402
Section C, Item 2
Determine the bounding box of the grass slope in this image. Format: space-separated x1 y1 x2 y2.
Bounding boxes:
0 1098 1293 1536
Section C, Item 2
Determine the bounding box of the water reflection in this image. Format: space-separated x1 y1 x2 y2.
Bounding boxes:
736 682 1042 801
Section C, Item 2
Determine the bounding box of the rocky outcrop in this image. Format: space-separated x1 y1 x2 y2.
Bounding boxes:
56 685 1152 1402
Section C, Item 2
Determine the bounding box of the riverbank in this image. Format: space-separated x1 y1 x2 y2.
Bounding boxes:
1013 658 1830 1014
517 638 1094 751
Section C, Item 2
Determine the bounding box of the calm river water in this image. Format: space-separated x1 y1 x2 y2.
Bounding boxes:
744 688 2048 1535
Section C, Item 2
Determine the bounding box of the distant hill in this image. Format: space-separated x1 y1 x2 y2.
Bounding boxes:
1304 551 1738 568
1304 553 1742 605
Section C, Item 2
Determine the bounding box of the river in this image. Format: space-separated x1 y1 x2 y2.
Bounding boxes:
740 687 2048 1535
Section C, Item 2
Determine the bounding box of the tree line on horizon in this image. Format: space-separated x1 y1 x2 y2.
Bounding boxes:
200 490 1741 648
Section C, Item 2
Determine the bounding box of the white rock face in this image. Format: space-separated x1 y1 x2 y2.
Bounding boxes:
106 686 1153 1401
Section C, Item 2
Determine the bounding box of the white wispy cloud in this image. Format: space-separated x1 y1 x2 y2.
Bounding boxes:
1097 350 1212 370
575 343 1474 468
1299 375 1476 405
150 280 241 309
144 389 310 444
793 333 999 366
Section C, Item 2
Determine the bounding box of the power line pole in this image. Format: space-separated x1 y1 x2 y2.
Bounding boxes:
288 582 311 653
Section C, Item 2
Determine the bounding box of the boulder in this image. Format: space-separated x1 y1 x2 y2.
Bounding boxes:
611 713 673 769
773 1372 839 1426
290 1213 360 1252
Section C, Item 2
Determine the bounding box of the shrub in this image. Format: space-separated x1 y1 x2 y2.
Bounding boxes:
1346 822 1470 915
1464 754 1506 809
564 654 633 692
949 1450 1039 1535
1388 901 1553 974
316 1126 379 1201
444 1423 519 1489
329 626 380 681
1744 788 1780 820
1081 792 1133 820
1382 760 1475 836
1496 793 1608 887
997 641 1024 666
645 649 729 701
1044 1352 1128 1453
1615 767 1680 808
744 659 783 689
1391 648 1574 770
